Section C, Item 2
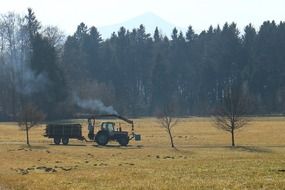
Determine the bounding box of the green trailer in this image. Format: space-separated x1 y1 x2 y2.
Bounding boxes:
44 124 83 145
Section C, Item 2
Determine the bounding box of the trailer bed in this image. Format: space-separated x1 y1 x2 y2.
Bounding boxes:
44 124 83 145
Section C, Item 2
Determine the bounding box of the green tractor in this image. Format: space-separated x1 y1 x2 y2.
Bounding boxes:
87 114 141 146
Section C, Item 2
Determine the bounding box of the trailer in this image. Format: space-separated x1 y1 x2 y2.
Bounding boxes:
44 124 83 145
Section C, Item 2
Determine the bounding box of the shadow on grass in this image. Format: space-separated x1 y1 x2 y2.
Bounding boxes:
231 146 272 153
93 144 143 150
49 144 87 147
18 144 48 150
263 145 285 148
165 145 274 154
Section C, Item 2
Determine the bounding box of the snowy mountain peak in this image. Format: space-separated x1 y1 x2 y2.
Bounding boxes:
98 12 184 39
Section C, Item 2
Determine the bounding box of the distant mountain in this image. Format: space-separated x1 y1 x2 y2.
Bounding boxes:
98 12 185 39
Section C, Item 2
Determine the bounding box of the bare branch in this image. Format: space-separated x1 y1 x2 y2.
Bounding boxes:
212 83 251 146
156 103 179 148
17 103 45 145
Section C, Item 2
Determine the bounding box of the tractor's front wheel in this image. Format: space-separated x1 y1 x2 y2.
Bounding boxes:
118 136 129 146
95 131 109 146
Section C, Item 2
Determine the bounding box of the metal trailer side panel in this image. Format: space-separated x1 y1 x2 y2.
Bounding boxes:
45 124 82 138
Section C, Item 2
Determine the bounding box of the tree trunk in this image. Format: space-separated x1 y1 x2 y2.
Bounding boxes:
231 129 235 147
168 128 175 148
12 86 16 120
25 123 30 146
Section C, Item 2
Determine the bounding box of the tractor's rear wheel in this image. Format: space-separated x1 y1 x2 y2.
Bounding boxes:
54 137 61 145
62 137 69 145
118 136 129 146
95 131 109 146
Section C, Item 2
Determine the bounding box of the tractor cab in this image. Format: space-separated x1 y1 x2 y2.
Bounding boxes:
101 122 115 133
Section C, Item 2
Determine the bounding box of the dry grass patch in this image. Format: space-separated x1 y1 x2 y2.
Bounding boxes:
0 117 285 189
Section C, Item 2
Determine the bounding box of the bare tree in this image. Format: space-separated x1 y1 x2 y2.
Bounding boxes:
18 103 45 146
156 103 178 148
42 25 65 48
0 13 28 120
213 84 251 147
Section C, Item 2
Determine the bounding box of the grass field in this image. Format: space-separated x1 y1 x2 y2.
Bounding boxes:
0 117 285 190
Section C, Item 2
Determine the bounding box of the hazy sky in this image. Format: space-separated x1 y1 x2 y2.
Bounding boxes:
0 0 284 34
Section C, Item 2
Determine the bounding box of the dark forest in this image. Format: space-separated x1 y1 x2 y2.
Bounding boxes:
1 9 285 120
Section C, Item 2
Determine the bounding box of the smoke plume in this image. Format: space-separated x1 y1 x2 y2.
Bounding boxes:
3 59 49 95
74 95 118 114
16 66 49 95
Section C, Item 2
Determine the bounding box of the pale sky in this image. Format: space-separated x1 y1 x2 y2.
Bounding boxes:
0 0 284 35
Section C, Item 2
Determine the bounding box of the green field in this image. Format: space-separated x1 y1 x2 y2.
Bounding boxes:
0 117 285 190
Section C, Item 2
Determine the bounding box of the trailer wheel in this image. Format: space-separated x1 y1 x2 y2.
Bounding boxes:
62 137 69 145
95 131 109 146
54 137 61 145
118 136 129 146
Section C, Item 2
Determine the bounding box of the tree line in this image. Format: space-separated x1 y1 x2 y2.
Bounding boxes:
1 9 285 120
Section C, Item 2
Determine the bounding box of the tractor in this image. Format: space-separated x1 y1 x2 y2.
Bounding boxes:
87 114 141 146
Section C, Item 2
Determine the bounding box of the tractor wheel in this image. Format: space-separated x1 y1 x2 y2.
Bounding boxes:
95 131 109 146
62 137 69 145
54 137 61 145
118 136 129 146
